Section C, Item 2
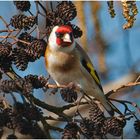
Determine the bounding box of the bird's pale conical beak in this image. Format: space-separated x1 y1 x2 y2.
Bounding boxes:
63 33 72 43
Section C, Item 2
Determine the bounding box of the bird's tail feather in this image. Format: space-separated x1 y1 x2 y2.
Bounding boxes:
108 100 122 115
103 99 122 116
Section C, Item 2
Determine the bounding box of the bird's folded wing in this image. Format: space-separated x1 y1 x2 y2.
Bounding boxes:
75 43 103 92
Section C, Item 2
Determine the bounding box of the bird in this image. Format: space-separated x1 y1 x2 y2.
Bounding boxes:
45 25 118 116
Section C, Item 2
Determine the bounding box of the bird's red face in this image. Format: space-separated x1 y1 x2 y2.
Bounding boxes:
55 25 73 47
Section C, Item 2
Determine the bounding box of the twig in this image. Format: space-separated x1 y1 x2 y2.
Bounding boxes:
135 75 140 82
1 32 11 43
28 10 34 16
0 16 10 31
0 35 31 45
29 26 37 34
40 117 51 138
36 1 47 15
29 94 71 121
106 81 140 97
109 98 139 119
0 29 18 33
48 124 63 132
50 1 54 12
61 101 88 111
15 29 22 37
45 115 83 123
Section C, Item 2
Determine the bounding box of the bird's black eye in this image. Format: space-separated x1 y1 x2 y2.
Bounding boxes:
55 32 63 38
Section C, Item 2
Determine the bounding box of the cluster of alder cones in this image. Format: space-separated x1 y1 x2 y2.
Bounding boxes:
0 1 140 139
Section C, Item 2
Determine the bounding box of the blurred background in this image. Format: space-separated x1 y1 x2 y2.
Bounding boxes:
0 1 140 138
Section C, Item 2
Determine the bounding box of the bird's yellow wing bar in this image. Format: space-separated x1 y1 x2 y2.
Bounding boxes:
81 59 103 91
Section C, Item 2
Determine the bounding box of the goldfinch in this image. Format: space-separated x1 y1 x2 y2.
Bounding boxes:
45 25 116 116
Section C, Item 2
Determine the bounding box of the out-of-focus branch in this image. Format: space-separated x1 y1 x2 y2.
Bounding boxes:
106 77 140 97
74 1 88 51
90 1 108 75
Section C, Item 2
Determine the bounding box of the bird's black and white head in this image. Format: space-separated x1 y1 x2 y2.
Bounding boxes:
48 25 75 52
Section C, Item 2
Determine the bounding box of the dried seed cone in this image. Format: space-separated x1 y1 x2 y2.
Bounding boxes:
12 39 46 70
23 103 42 121
26 39 47 61
122 1 138 29
14 1 31 12
89 102 105 127
0 42 12 58
0 111 9 127
80 118 95 138
56 1 77 22
107 1 116 18
46 12 56 26
27 16 37 28
134 120 140 134
62 122 79 139
0 80 17 93
13 102 25 115
16 79 33 95
0 58 12 72
13 118 45 139
60 87 78 103
0 42 12 72
24 75 46 89
54 17 64 25
17 32 35 48
14 102 42 121
10 14 36 30
14 117 33 135
130 1 138 16
0 77 33 95
12 48 29 71
102 117 125 136
46 12 64 26
0 108 14 130
6 117 15 129
68 23 83 38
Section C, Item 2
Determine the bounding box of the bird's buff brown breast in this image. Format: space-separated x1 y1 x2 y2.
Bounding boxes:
45 48 78 73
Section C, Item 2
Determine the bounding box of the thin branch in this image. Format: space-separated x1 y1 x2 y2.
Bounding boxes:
61 101 88 111
40 117 51 138
0 16 10 31
48 124 63 132
45 115 83 123
36 1 47 15
109 98 139 119
46 83 82 92
29 94 72 121
0 35 31 45
29 26 37 34
0 29 19 33
28 10 34 16
50 1 54 12
106 81 140 97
